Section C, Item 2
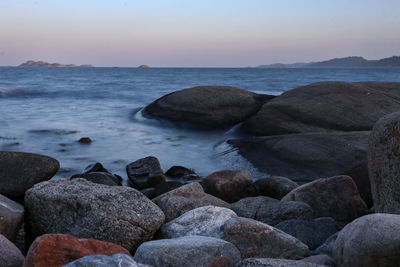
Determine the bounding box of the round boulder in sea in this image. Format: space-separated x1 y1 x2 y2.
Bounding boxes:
0 151 59 198
143 86 274 128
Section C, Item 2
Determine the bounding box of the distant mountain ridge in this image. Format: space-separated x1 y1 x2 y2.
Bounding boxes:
257 56 400 68
19 60 94 68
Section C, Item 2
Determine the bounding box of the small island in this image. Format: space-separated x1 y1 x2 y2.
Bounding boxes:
19 60 94 68
138 64 150 68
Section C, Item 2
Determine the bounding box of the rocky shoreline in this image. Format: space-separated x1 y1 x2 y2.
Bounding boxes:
2 81 400 266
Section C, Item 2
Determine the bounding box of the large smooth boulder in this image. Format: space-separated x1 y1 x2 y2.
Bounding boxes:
24 179 165 252
368 112 400 213
64 254 146 267
160 206 237 238
24 234 131 267
275 218 339 250
143 85 272 128
134 235 241 267
0 234 24 267
201 170 253 203
237 258 324 267
0 194 24 241
242 81 400 135
228 131 369 183
126 156 166 190
221 217 309 259
333 213 400 267
231 196 313 226
282 175 368 222
0 151 59 198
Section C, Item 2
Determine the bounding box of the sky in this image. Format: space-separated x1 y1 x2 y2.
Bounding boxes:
0 0 399 67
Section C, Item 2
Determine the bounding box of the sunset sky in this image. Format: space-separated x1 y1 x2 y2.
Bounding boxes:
1 0 399 67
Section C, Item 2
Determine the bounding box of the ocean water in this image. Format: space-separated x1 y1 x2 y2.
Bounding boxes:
1 67 400 181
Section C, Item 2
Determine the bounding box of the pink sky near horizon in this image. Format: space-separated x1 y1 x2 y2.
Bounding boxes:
1 0 399 67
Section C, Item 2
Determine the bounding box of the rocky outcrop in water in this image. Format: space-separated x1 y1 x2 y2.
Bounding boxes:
19 60 94 68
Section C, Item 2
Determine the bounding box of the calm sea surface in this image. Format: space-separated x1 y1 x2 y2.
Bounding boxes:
1 67 399 181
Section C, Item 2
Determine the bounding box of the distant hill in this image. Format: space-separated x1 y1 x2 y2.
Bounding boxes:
257 56 400 68
19 60 94 68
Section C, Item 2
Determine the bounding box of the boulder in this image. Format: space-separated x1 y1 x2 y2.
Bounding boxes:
314 232 338 257
154 181 183 197
140 188 156 199
152 182 204 203
201 170 253 202
333 213 400 267
24 178 165 252
155 190 230 222
341 161 372 207
126 156 165 190
228 131 369 183
143 85 272 128
221 217 309 259
24 234 131 267
275 217 339 250
242 176 299 199
0 194 24 241
165 166 195 178
368 112 400 213
71 172 122 186
301 255 335 267
160 206 237 238
78 137 92 144
64 254 146 267
237 258 323 267
134 235 241 267
282 175 368 222
0 151 59 198
83 162 108 173
242 81 400 135
231 196 313 225
0 234 24 267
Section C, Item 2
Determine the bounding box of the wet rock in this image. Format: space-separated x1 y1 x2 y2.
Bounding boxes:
301 255 335 267
83 162 109 173
126 156 166 190
242 176 299 199
231 196 313 225
333 213 400 267
242 81 400 135
221 217 309 259
201 170 253 203
313 232 338 257
368 112 400 213
237 258 323 267
228 131 368 184
0 234 24 267
143 85 272 128
275 217 339 250
78 137 92 144
160 206 237 238
0 151 59 198
165 166 195 178
154 181 183 197
152 181 204 203
64 254 146 267
155 190 230 222
71 172 122 186
134 235 241 267
0 194 24 241
341 161 372 207
282 175 368 222
24 234 131 267
24 178 165 252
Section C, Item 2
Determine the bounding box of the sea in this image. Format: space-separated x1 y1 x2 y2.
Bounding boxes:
1 67 399 182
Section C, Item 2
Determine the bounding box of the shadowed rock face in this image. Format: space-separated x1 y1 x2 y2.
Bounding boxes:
0 151 59 198
143 86 273 128
241 81 400 136
228 131 369 183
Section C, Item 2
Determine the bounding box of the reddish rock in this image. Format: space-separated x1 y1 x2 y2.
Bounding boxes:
0 194 24 241
78 137 92 144
24 234 131 267
201 170 253 203
0 234 24 267
281 175 368 222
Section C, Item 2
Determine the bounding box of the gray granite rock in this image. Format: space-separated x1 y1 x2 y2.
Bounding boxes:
0 194 24 241
313 232 338 257
24 178 165 252
237 258 323 267
0 234 24 267
134 235 241 267
63 254 148 267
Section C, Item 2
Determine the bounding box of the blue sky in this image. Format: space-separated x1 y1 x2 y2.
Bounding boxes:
0 0 399 67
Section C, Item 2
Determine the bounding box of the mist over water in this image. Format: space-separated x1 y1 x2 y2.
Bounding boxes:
1 67 400 181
